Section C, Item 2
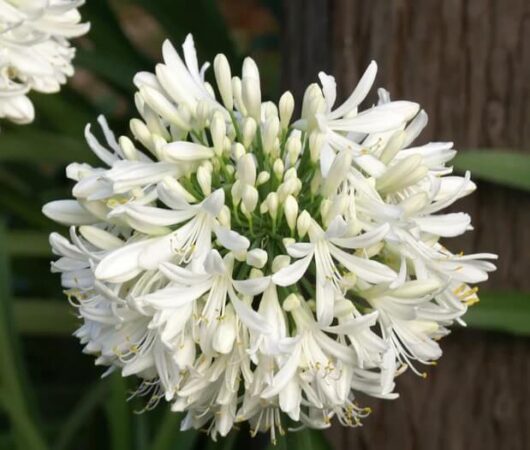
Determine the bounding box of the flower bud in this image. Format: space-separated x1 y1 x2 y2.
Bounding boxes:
79 226 123 251
242 185 259 214
231 180 243 206
283 195 298 231
262 101 278 121
246 248 268 269
310 170 321 194
214 54 234 110
282 237 295 248
284 167 297 180
195 99 211 128
249 268 264 279
242 75 261 121
119 136 138 161
283 293 300 311
279 91 295 129
273 158 284 180
286 133 302 166
218 205 231 228
210 112 226 156
309 132 325 163
140 85 190 131
267 192 279 219
197 166 212 196
130 118 153 152
272 255 291 273
262 116 280 154
237 153 257 185
256 171 270 186
242 117 257 148
231 142 246 161
296 210 311 238
231 76 246 115
213 305 236 354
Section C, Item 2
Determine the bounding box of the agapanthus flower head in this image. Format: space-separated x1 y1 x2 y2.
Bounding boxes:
0 0 89 124
44 34 497 441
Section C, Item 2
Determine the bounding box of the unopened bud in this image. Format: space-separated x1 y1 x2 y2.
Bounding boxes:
273 158 284 180
218 205 231 228
242 185 259 214
197 166 212 196
283 293 301 311
262 116 280 154
210 112 226 156
296 210 311 238
214 54 233 110
119 136 138 161
256 171 270 186
231 76 246 115
237 153 257 185
267 192 279 219
242 76 261 121
242 117 257 148
284 195 299 231
272 255 291 273
279 91 295 129
231 142 246 161
246 248 268 269
309 132 325 162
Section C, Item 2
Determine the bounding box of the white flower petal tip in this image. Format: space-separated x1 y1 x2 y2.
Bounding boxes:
45 33 496 440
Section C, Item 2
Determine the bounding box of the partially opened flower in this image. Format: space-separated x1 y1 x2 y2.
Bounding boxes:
0 0 89 124
44 34 497 441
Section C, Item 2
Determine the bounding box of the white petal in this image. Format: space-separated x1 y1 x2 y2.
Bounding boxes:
414 213 471 237
214 226 250 252
163 141 214 161
329 61 377 120
233 276 271 296
261 343 301 398
95 239 154 282
43 200 97 225
272 252 313 287
330 223 390 249
330 245 396 283
228 288 271 334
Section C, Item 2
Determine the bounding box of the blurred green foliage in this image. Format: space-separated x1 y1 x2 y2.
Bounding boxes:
0 1 528 449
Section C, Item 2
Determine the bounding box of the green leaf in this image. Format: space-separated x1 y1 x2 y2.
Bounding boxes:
0 222 49 450
13 299 76 336
453 149 530 192
149 410 198 450
104 375 133 450
465 292 530 335
272 429 333 450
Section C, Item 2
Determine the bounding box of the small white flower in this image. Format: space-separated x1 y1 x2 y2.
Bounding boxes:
0 0 89 124
44 33 496 440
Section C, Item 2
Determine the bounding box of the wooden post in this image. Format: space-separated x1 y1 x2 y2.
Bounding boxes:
281 1 530 448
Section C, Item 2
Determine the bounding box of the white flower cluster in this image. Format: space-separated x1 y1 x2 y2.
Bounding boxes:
0 0 89 124
43 35 496 441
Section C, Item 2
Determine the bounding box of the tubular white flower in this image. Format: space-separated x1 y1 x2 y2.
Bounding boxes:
44 33 496 440
0 0 89 124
